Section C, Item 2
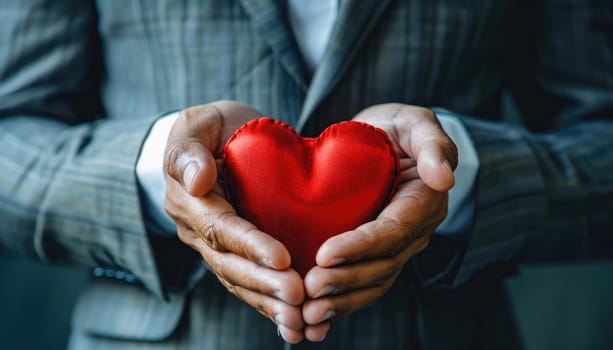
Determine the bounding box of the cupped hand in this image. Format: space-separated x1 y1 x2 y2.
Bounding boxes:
164 101 306 343
301 103 458 342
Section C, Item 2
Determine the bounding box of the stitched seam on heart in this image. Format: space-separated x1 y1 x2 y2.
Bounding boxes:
222 117 401 275
317 120 401 207
336 121 402 207
222 117 400 215
222 118 281 201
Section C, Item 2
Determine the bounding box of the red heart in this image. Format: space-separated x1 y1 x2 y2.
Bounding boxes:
223 117 399 276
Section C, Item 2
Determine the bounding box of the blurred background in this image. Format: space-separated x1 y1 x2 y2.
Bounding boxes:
1 255 612 349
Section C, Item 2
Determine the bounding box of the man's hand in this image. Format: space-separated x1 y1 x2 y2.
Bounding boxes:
163 101 306 343
301 103 458 342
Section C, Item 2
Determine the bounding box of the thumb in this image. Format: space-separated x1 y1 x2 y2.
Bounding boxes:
165 137 218 197
396 108 458 192
163 102 262 197
164 105 226 197
415 140 456 192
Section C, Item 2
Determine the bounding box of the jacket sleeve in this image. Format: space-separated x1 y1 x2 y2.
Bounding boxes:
451 0 613 286
410 0 613 289
0 0 168 298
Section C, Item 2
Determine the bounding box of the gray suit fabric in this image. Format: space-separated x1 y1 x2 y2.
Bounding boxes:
0 0 612 349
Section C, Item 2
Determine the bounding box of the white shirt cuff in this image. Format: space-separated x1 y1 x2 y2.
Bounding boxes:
435 111 480 237
135 112 179 236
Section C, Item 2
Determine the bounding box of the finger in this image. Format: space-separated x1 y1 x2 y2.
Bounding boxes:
216 276 304 330
166 177 292 270
278 325 305 344
217 278 304 330
218 278 306 344
302 281 395 325
316 187 446 267
164 105 223 196
395 109 457 192
304 258 405 299
304 322 331 342
216 277 305 345
315 217 418 268
194 201 291 269
194 238 305 305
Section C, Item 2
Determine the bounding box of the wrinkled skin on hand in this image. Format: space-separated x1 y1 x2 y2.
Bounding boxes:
300 104 458 341
164 101 458 343
164 101 306 343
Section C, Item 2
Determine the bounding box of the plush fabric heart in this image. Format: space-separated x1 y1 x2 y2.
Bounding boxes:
223 117 399 276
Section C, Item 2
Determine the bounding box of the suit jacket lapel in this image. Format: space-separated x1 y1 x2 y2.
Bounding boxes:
238 0 309 95
296 0 393 131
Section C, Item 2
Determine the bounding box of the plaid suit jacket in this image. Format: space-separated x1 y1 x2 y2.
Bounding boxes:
0 0 612 349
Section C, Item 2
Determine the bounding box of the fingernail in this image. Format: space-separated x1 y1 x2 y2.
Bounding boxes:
320 310 336 323
276 326 281 337
313 285 337 299
316 332 328 342
328 257 346 266
259 257 275 269
183 162 199 192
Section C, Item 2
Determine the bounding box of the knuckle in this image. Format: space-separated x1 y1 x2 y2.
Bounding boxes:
192 210 235 252
199 216 225 251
